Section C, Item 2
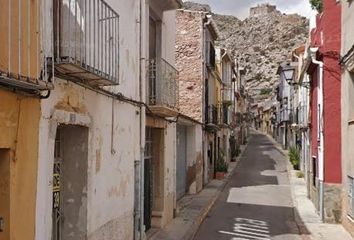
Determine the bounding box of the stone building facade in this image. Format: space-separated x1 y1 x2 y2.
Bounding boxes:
250 4 277 17
176 9 221 186
0 0 182 240
341 0 354 236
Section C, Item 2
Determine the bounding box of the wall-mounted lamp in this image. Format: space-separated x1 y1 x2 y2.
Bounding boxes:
281 63 310 89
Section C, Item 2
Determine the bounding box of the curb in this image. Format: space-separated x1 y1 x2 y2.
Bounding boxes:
183 137 251 240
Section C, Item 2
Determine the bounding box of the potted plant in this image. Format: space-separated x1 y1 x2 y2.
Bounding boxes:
215 151 228 180
288 146 300 170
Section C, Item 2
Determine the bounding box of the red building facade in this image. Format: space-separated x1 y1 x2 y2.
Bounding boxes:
308 0 342 223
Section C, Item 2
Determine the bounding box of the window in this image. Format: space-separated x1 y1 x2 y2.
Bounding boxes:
348 176 354 218
206 41 215 68
312 157 317 187
349 73 354 123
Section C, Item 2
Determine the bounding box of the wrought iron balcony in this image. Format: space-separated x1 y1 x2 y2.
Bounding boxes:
148 58 178 116
206 105 218 125
221 105 229 125
222 87 232 102
0 1 53 93
280 108 290 122
52 0 119 86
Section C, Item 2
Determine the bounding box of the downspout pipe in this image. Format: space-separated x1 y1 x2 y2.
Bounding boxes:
134 0 146 239
310 47 325 221
139 0 146 238
202 14 212 183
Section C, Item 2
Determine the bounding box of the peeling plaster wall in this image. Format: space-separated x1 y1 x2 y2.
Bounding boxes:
162 122 177 227
189 124 203 193
36 80 140 240
35 1 142 240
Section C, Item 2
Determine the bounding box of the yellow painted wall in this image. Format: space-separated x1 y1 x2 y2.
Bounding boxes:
0 88 40 240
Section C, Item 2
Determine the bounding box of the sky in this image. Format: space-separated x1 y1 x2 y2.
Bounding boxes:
184 0 317 20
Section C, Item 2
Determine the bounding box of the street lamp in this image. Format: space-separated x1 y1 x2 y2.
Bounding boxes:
281 64 295 85
281 63 310 89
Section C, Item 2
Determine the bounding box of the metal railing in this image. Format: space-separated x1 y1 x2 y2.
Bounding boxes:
206 105 218 125
221 105 229 125
222 87 232 102
148 58 178 108
280 108 290 122
0 0 52 91
53 0 119 84
298 104 308 127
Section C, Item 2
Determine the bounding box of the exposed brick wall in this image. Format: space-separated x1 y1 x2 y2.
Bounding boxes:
176 10 204 123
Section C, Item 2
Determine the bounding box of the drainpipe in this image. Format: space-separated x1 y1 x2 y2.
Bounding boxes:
202 14 212 183
135 0 146 239
310 47 324 221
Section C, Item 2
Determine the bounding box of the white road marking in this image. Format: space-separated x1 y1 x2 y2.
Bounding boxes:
218 218 271 240
219 230 270 240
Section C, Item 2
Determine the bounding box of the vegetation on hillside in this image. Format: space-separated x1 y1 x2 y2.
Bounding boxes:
309 0 323 13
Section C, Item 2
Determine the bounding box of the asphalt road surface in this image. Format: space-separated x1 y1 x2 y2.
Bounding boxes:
194 131 301 240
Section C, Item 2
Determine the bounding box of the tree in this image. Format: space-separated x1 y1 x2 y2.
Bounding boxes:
309 0 323 13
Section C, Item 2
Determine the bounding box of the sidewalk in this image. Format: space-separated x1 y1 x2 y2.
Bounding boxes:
265 133 353 240
149 145 248 240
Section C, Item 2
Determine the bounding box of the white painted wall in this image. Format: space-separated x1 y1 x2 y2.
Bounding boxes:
36 1 143 240
341 2 354 186
162 10 177 66
163 122 177 225
36 0 181 239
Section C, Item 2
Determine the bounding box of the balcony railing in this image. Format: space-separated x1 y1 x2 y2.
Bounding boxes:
280 108 290 122
52 0 119 86
206 105 218 125
148 58 178 108
221 105 229 125
222 87 232 102
0 0 52 92
298 104 308 127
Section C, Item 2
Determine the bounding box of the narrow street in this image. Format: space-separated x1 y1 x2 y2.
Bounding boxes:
194 131 301 240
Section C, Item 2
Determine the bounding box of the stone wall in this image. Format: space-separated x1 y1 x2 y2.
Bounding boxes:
176 10 204 123
250 4 277 17
324 183 342 223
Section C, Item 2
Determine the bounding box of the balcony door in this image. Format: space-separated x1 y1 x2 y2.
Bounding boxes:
148 16 158 105
149 17 157 60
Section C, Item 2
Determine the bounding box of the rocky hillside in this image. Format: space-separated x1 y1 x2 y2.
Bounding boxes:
183 2 309 103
